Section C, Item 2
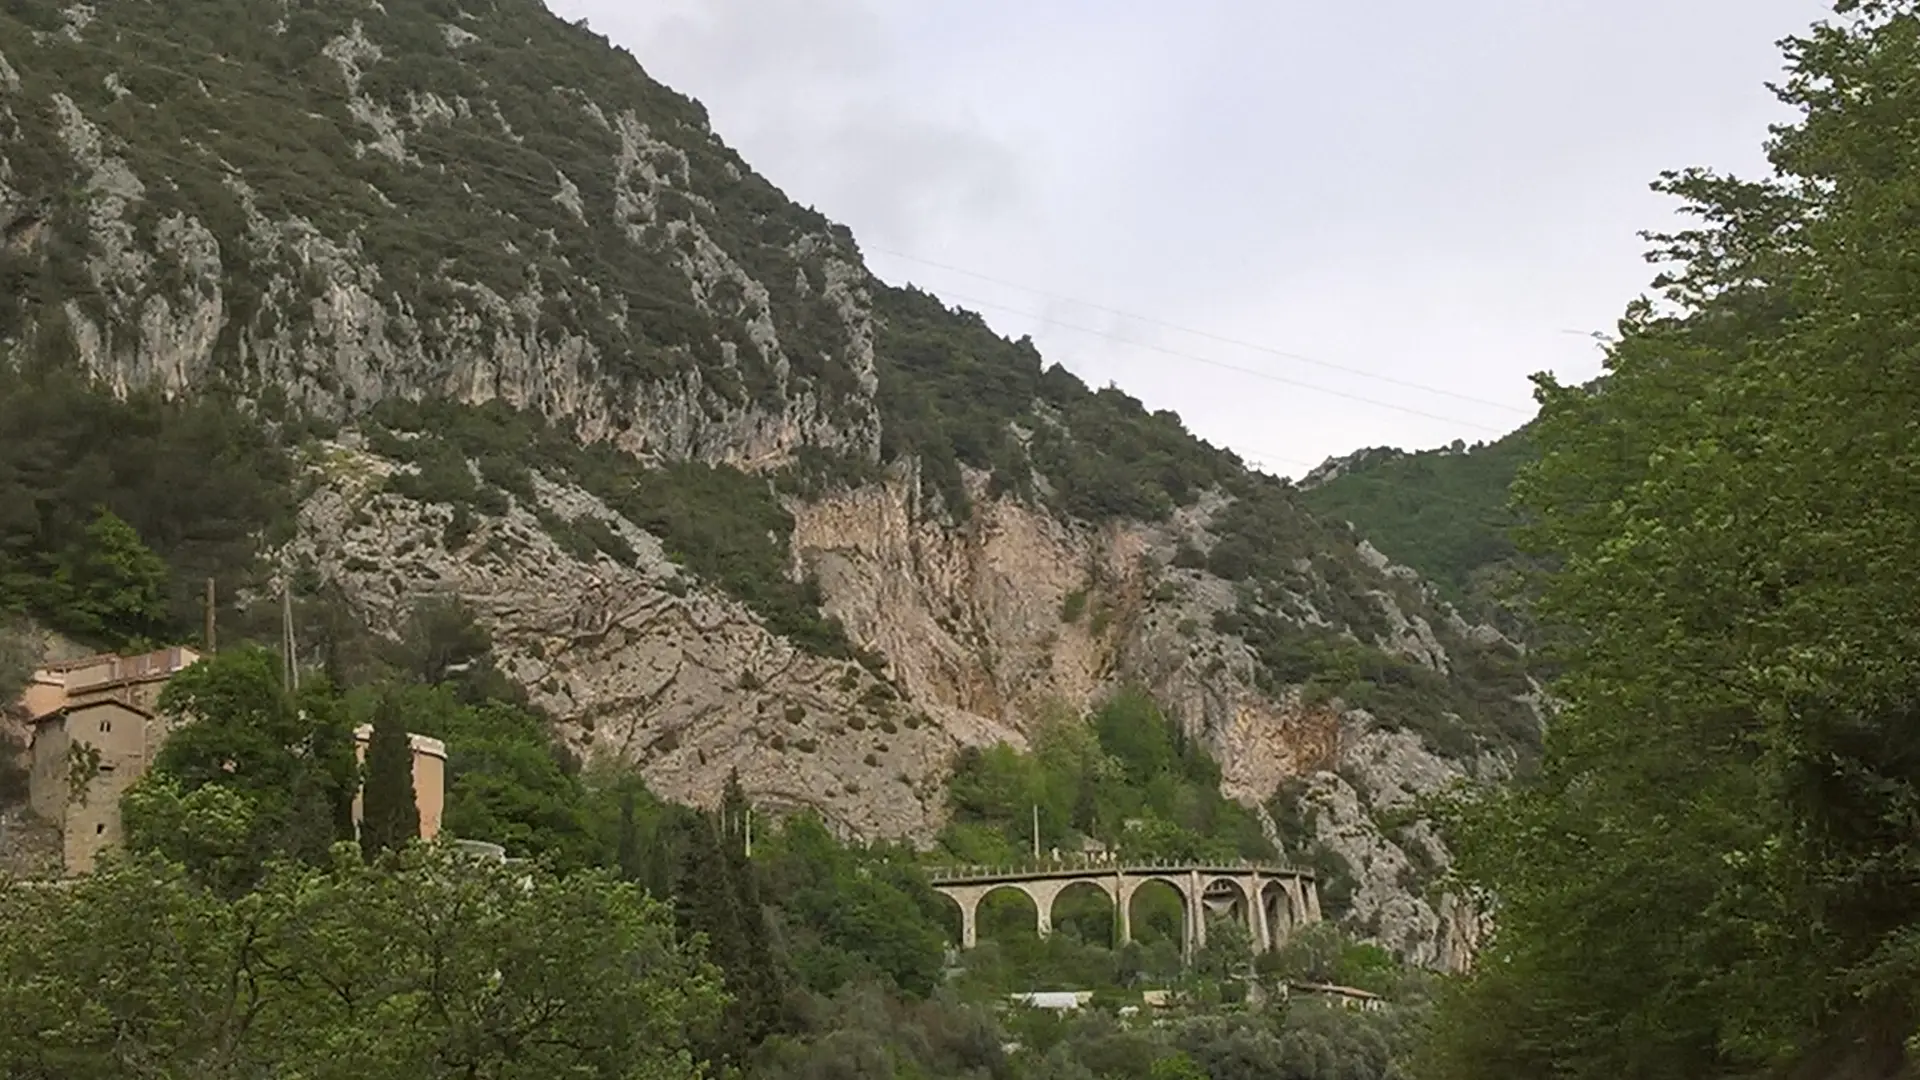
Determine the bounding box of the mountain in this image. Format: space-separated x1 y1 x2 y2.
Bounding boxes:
1297 430 1538 636
0 0 1536 966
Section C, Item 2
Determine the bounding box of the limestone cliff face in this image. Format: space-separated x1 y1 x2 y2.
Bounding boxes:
790 473 1514 968
1 0 1528 969
287 439 986 841
284 436 1518 967
791 481 1347 807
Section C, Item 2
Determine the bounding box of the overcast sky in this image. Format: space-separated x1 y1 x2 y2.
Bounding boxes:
546 0 1829 477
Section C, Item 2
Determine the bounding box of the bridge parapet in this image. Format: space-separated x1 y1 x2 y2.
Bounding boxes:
925 858 1314 884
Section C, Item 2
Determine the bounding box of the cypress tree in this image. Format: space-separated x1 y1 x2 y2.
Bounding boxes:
616 789 643 882
669 808 751 1062
359 691 418 861
718 772 790 1040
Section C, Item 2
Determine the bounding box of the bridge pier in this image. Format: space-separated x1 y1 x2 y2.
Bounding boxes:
1188 869 1206 958
1248 870 1266 954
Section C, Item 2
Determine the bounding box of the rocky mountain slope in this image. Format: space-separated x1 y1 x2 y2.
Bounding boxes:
1299 430 1538 637
0 0 1536 967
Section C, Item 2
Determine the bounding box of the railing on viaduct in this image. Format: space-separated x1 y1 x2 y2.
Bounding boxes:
924 857 1315 884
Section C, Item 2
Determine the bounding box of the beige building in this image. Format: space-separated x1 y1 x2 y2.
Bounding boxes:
15 646 448 875
24 647 202 874
350 723 447 843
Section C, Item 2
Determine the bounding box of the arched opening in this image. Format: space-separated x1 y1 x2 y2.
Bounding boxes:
1051 880 1118 947
931 890 965 947
1196 878 1257 982
1262 880 1298 948
977 884 1041 945
1123 879 1187 983
1201 877 1252 933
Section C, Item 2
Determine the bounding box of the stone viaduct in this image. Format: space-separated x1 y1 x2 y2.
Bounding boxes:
927 860 1321 957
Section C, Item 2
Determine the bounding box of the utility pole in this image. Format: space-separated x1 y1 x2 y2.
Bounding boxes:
1031 804 1040 860
203 577 217 654
281 577 299 692
745 806 753 859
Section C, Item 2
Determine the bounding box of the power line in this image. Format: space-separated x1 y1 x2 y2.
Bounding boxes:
929 287 1508 434
865 245 1533 415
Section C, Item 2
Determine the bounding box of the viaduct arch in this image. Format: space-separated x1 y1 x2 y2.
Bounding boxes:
928 861 1320 957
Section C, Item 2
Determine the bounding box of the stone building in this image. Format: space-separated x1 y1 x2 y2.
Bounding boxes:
23 647 202 874
14 646 448 875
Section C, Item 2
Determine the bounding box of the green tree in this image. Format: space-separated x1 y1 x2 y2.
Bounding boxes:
718 771 791 1042
0 613 34 702
125 646 356 890
357 689 419 860
0 844 724 1079
670 806 755 1061
392 594 494 689
52 507 169 644
0 614 35 806
386 685 604 868
1423 5 1920 1076
756 813 949 1000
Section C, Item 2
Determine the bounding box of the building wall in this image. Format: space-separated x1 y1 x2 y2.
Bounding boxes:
19 674 66 721
28 699 156 875
26 714 71 823
60 700 154 874
350 726 448 843
55 647 199 716
413 744 446 841
17 647 202 876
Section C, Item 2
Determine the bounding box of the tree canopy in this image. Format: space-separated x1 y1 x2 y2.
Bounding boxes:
0 845 723 1080
1421 4 1920 1076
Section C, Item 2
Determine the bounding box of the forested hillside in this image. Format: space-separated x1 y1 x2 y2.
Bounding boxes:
1297 432 1533 628
0 607 1426 1077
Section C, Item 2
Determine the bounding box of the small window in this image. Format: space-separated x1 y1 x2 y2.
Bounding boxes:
100 719 112 734
95 824 106 835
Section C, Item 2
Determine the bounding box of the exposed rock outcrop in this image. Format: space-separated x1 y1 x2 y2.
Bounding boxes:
290 442 1513 967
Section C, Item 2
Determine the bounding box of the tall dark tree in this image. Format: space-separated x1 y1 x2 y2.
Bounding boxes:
617 789 643 883
358 690 419 861
668 808 749 1063
0 615 33 807
718 771 791 1041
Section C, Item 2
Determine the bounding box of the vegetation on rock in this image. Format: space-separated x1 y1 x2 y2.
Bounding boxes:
0 363 296 651
1297 433 1537 630
940 689 1273 865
